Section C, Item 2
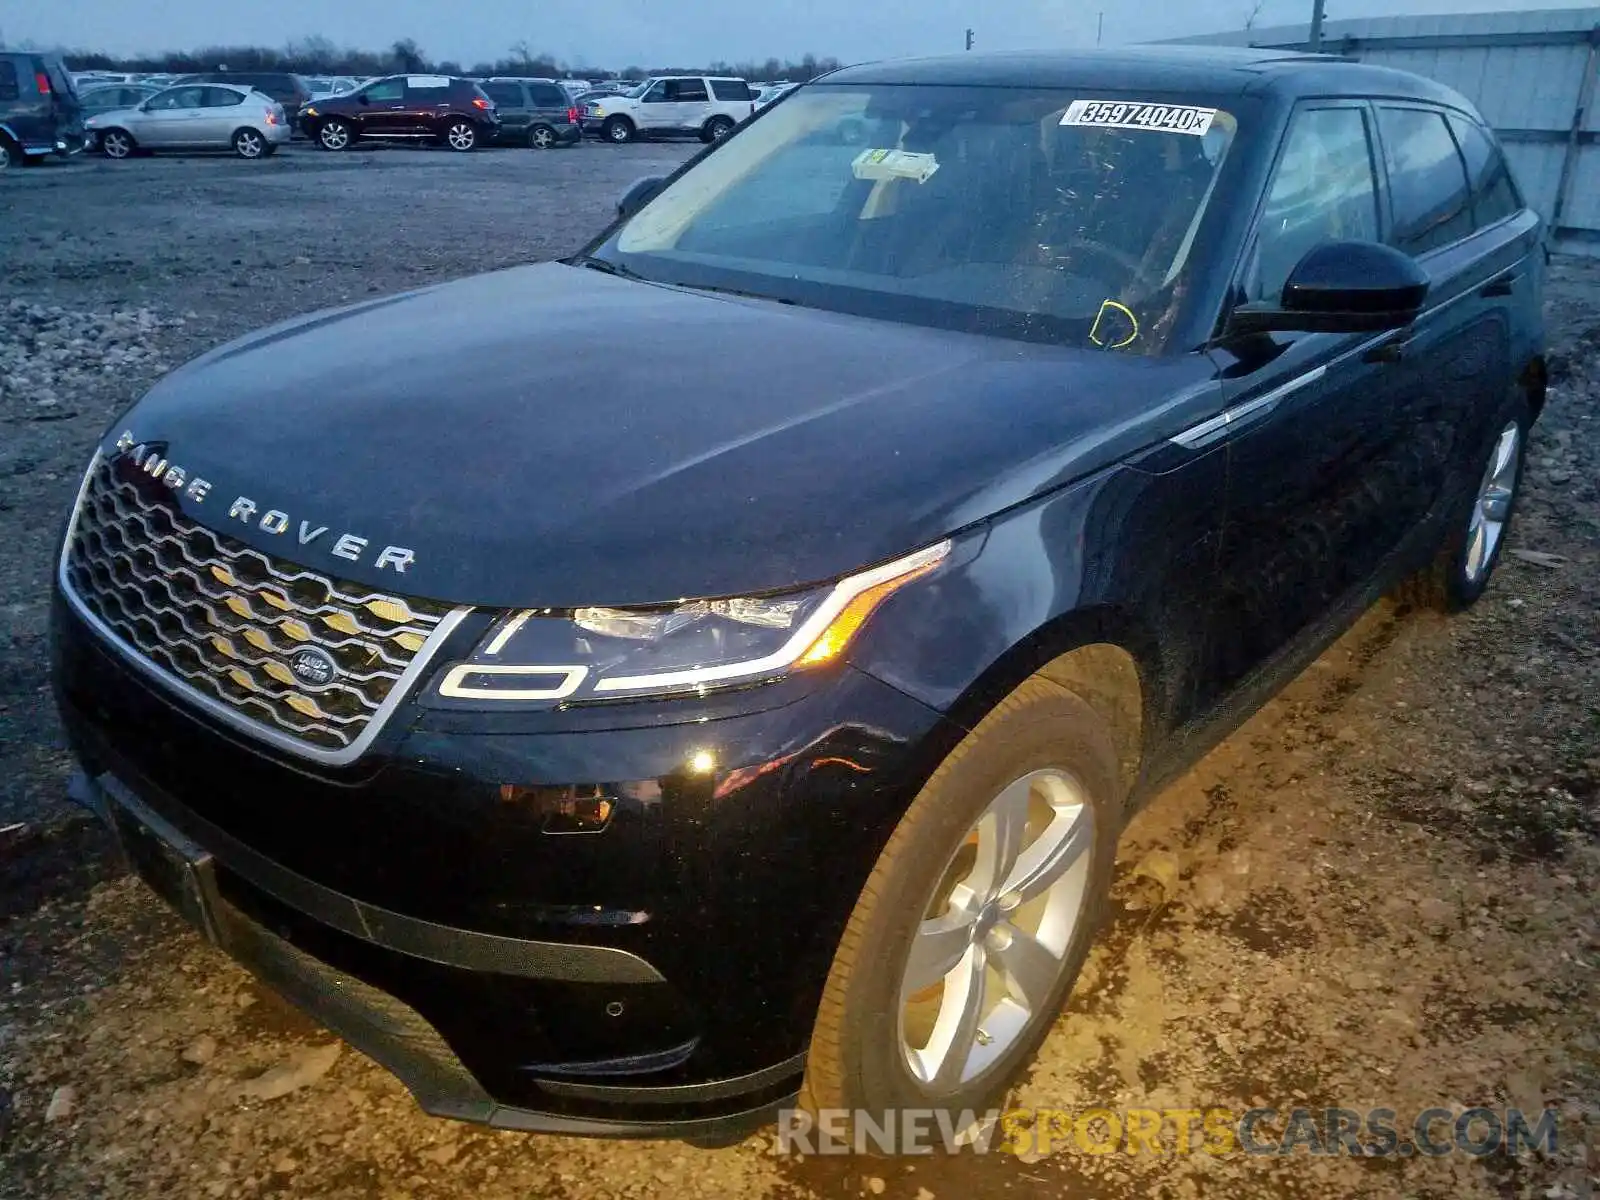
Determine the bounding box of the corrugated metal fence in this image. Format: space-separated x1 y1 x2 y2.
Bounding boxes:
1170 8 1600 257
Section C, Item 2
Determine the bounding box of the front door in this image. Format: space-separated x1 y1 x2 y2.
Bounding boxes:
135 85 209 147
636 79 675 131
352 77 405 136
1198 100 1451 706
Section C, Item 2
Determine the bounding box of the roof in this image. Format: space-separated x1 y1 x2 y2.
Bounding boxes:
1170 6 1600 48
823 46 1470 104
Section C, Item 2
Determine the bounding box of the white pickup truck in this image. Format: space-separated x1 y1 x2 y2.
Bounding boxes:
582 76 755 144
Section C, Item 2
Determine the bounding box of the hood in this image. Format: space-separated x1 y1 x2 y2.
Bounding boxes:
105 262 1215 608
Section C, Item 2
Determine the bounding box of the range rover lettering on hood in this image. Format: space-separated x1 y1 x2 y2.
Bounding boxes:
113 431 417 573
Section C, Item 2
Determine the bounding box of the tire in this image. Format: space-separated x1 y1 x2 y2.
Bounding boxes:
232 128 266 159
100 129 135 159
444 120 477 152
602 116 634 144
1398 389 1530 613
0 137 14 171
528 123 557 149
703 116 735 144
800 678 1121 1136
317 119 352 151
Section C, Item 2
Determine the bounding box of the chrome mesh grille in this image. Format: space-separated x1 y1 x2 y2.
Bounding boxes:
62 457 453 753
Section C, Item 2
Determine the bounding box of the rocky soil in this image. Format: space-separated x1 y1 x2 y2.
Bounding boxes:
0 153 1596 1200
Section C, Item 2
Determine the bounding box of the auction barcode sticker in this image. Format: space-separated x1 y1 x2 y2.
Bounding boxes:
1061 99 1218 136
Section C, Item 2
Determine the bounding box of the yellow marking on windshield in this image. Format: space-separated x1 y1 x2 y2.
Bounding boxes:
1089 299 1140 349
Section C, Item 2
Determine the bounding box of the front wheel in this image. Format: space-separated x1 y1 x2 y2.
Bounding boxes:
317 119 352 151
800 678 1120 1132
232 128 266 159
444 121 477 151
100 129 135 159
602 116 634 144
1399 392 1530 612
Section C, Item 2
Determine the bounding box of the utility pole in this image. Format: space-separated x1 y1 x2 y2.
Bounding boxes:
965 28 975 51
1308 0 1327 51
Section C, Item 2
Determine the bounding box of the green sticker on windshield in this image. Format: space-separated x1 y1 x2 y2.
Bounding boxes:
1061 99 1217 136
852 148 941 183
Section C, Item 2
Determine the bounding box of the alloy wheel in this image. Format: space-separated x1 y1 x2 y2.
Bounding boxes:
447 123 476 151
1464 420 1521 584
0 142 11 171
530 126 555 149
319 123 349 150
607 120 631 143
102 132 132 159
897 768 1095 1090
235 131 264 159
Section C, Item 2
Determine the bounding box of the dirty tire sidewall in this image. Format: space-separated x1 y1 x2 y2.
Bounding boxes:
800 678 1122 1127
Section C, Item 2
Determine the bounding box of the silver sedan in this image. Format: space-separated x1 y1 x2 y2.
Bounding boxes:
86 83 291 160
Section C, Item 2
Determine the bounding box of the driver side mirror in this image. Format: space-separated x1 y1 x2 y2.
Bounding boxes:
1226 240 1430 337
617 175 666 219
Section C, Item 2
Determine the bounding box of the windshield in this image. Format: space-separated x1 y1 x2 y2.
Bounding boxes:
594 84 1243 354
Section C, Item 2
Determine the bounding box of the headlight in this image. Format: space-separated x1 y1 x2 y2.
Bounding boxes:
432 540 949 706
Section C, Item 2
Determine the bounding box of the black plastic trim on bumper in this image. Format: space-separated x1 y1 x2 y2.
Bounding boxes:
84 772 662 985
93 772 800 1140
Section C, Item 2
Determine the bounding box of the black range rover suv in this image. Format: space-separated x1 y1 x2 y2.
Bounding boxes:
53 48 1543 1140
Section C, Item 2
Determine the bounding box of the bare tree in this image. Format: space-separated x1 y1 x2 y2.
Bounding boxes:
1244 0 1267 30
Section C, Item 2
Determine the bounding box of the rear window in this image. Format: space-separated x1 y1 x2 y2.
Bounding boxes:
483 82 524 107
711 80 752 102
0 61 18 103
1447 114 1522 230
530 84 568 107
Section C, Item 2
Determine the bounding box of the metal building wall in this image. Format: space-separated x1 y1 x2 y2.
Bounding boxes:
1168 8 1600 256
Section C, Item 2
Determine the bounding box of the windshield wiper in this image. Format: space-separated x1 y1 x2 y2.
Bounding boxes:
579 257 647 281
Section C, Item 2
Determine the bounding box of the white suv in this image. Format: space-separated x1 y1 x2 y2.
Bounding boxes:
583 76 754 145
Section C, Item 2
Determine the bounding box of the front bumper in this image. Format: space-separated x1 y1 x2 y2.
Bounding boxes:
53 589 957 1135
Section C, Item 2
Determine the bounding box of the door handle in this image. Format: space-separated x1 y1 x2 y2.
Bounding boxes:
1362 336 1412 364
1480 272 1521 298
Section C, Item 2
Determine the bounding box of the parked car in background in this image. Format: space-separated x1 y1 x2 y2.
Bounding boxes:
583 75 754 144
299 75 499 151
753 82 799 110
477 78 581 148
303 76 360 99
0 52 85 169
79 83 161 119
172 72 313 122
87 83 289 160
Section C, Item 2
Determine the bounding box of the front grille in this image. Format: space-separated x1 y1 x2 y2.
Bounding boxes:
63 456 454 755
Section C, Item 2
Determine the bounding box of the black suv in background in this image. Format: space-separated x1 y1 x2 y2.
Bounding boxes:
300 74 499 151
0 52 84 169
477 78 581 148
174 71 313 123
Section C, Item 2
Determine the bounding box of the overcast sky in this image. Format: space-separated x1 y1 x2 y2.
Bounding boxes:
1 0 1594 68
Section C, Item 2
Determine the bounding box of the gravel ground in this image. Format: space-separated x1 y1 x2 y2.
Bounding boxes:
0 147 1596 1200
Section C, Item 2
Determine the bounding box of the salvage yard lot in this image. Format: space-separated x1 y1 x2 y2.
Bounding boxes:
1 147 1597 1200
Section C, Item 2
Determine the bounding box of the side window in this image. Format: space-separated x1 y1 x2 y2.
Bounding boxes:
1248 106 1380 303
0 63 22 102
203 87 245 108
1447 114 1521 229
483 83 523 108
710 80 751 102
404 76 450 101
531 85 567 107
150 87 203 110
674 78 710 103
1376 106 1473 254
362 78 404 103
643 81 669 103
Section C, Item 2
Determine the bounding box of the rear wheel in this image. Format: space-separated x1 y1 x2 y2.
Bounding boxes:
0 137 14 171
100 129 135 159
703 115 735 144
603 116 634 144
528 123 557 149
800 679 1120 1134
1399 391 1530 612
232 128 266 159
317 119 352 151
445 120 477 151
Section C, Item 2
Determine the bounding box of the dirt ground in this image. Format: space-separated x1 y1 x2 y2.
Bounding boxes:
0 145 1596 1200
